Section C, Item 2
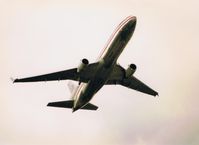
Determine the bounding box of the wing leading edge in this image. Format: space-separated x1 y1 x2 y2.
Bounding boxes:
13 63 98 83
14 68 78 83
106 65 158 97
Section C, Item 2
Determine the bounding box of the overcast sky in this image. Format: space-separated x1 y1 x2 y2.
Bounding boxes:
1 0 199 145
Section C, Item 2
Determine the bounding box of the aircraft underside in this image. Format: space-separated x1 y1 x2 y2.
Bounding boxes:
13 16 158 112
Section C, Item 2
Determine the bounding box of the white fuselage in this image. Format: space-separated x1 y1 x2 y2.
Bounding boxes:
72 16 137 112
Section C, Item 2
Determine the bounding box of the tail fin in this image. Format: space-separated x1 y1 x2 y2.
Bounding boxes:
47 100 98 111
67 81 77 94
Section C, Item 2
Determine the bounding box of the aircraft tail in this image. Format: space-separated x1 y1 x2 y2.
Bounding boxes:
47 100 98 111
67 81 77 94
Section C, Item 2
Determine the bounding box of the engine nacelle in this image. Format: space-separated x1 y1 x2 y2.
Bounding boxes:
77 58 89 72
125 64 137 78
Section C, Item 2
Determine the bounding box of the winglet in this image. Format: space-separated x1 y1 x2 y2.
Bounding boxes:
154 92 159 97
67 81 77 94
10 77 15 83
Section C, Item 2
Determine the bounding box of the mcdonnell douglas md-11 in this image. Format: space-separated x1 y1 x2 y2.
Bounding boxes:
13 16 158 112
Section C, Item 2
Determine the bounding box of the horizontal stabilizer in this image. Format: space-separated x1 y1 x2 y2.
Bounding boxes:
47 100 73 108
47 100 98 111
82 103 98 110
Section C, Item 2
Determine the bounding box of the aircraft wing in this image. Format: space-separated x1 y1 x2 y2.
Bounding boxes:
13 63 98 83
118 76 158 96
106 65 158 96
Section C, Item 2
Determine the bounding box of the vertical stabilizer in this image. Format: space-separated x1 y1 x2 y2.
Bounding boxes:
67 81 78 94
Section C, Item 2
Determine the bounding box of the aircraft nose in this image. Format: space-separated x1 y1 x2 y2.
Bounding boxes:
131 16 137 26
129 16 137 28
129 16 137 32
131 16 137 22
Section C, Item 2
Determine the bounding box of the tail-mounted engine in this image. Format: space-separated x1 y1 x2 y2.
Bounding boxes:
77 58 89 73
125 64 136 78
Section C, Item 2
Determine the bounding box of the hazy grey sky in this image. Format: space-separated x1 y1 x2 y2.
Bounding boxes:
1 0 199 145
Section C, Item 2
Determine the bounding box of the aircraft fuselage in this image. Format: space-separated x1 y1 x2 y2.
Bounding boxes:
73 16 137 112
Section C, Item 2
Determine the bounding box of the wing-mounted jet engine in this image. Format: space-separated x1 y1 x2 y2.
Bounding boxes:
77 58 89 84
125 64 136 78
77 58 89 73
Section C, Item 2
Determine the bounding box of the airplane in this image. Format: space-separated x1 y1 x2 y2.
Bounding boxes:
13 16 158 112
